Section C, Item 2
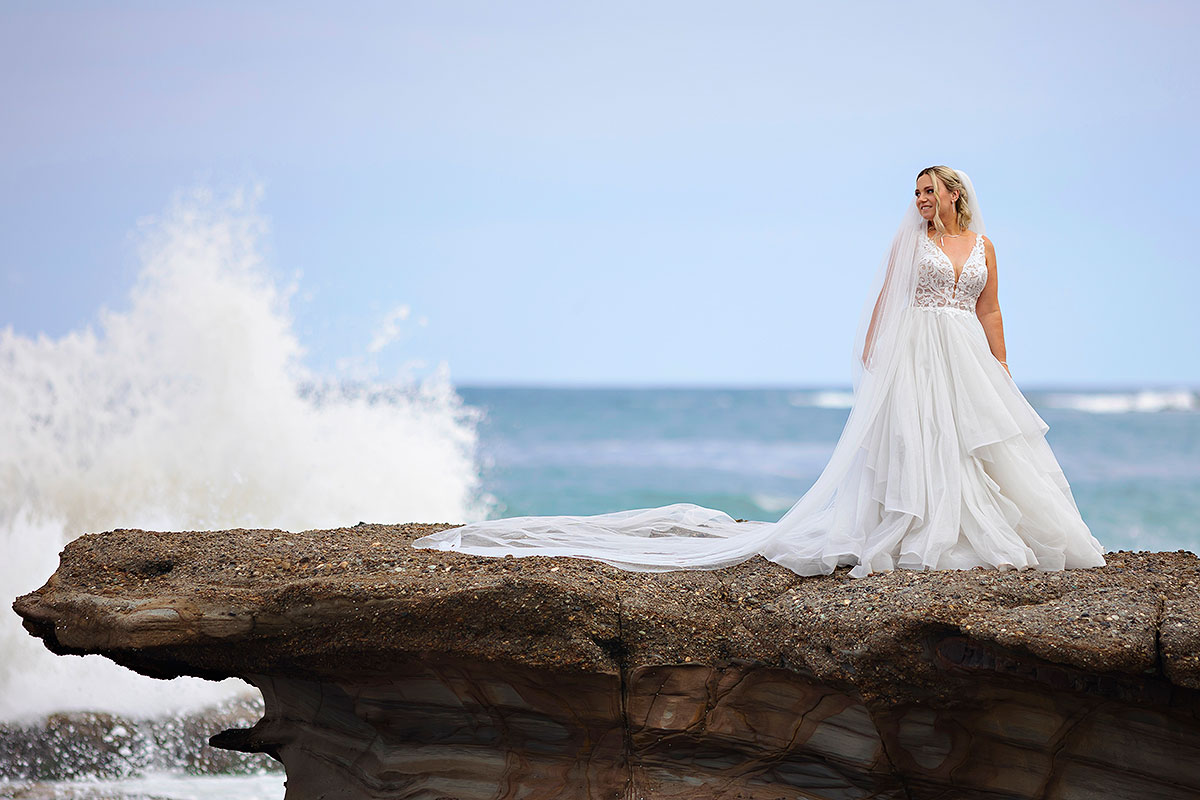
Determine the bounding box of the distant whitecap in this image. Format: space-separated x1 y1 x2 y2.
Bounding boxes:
1043 390 1198 414
786 390 854 409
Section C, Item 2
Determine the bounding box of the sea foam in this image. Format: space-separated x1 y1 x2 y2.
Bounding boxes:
0 187 483 720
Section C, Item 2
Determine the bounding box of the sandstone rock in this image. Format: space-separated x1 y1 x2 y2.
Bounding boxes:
12 524 1200 799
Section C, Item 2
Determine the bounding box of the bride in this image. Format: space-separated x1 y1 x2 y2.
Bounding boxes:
414 166 1107 579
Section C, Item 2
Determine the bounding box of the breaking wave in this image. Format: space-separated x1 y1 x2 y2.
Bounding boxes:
0 187 483 720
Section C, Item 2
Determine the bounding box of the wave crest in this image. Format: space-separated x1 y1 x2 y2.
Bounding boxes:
0 187 483 719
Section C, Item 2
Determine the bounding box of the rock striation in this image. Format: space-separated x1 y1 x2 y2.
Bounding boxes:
12 523 1200 799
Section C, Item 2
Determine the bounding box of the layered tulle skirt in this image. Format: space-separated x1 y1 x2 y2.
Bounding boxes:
776 305 1106 578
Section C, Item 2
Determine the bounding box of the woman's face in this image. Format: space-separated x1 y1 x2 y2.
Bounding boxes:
915 173 958 223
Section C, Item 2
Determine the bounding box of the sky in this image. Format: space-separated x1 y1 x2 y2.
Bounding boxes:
1 0 1197 387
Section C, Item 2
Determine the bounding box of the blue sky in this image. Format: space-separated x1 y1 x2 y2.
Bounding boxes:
2 0 1197 387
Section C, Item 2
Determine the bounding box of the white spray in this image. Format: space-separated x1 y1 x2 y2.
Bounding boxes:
0 187 483 720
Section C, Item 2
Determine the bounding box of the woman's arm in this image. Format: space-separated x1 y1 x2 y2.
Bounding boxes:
975 235 1010 376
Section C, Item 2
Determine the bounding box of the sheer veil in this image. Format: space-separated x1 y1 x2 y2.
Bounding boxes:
413 170 987 577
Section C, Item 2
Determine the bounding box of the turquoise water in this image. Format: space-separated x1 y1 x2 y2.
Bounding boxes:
459 386 1200 556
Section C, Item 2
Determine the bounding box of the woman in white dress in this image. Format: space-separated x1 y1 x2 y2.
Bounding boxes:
414 166 1107 579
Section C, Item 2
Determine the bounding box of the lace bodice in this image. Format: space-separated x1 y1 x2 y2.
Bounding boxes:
913 231 988 313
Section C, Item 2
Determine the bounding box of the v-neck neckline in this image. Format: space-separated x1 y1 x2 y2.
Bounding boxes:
926 230 980 285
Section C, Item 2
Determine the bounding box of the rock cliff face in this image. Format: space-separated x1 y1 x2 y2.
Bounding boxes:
13 523 1200 800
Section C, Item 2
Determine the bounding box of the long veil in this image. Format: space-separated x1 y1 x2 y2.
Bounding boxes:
414 171 987 578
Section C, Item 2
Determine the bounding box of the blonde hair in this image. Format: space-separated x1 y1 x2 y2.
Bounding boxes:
917 165 972 234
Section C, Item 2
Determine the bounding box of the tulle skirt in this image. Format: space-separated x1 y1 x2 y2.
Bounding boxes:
414 306 1107 579
764 305 1106 578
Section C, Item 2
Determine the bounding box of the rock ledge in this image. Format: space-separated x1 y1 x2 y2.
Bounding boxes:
13 523 1200 799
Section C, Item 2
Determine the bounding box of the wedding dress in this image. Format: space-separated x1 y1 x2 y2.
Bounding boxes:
414 171 1107 578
